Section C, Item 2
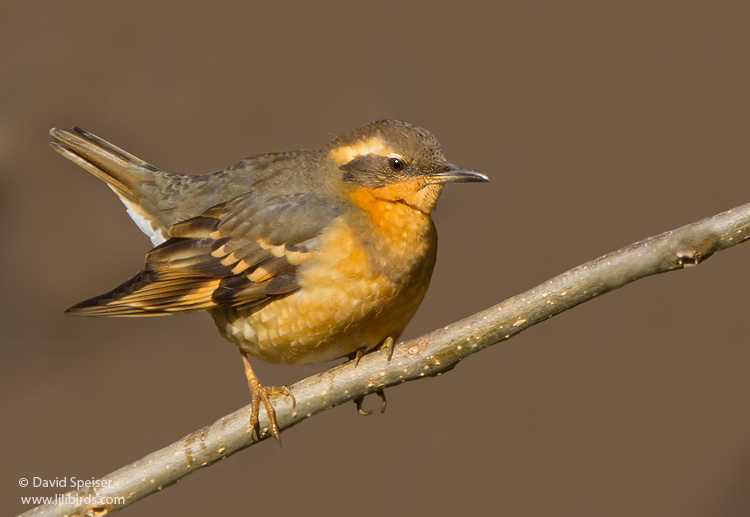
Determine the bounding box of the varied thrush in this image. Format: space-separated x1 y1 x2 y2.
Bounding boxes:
50 120 488 441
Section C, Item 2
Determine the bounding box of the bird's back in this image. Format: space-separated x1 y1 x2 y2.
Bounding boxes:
50 127 323 244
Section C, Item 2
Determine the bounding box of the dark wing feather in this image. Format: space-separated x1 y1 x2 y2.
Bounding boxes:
67 192 343 316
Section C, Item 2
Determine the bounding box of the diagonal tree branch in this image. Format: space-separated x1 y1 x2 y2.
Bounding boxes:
20 201 750 517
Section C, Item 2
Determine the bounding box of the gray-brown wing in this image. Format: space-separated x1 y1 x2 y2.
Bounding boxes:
66 192 343 316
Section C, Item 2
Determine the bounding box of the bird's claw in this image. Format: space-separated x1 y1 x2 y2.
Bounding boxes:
380 336 395 362
353 389 387 416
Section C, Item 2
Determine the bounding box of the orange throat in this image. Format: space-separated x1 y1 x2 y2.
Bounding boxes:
346 181 439 274
347 177 443 217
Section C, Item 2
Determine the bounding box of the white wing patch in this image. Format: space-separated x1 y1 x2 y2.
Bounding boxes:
120 198 169 246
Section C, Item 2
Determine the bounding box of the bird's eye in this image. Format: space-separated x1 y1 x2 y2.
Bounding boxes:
388 157 404 171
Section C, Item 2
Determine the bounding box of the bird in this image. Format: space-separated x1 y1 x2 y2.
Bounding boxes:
50 120 488 442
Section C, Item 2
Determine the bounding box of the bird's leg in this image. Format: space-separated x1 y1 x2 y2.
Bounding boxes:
350 336 395 368
376 337 393 412
241 352 294 444
351 347 370 415
353 348 365 367
350 337 394 415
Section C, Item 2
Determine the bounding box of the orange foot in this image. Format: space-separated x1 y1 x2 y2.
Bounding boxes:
241 352 295 444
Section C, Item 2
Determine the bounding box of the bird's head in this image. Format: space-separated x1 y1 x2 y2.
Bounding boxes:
328 120 488 214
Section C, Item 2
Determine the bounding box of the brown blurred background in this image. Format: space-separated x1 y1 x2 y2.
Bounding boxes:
3 1 750 515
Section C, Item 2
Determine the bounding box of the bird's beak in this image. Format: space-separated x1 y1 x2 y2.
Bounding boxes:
425 163 489 184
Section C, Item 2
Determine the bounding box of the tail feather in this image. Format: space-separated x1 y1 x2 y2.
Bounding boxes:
50 127 172 245
49 127 160 202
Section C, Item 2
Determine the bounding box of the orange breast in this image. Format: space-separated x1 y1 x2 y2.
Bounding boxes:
211 195 438 365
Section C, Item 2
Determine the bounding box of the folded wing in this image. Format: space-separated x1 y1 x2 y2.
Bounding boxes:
67 192 343 316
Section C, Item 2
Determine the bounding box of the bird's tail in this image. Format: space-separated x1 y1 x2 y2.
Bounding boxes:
49 127 161 203
50 127 174 245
